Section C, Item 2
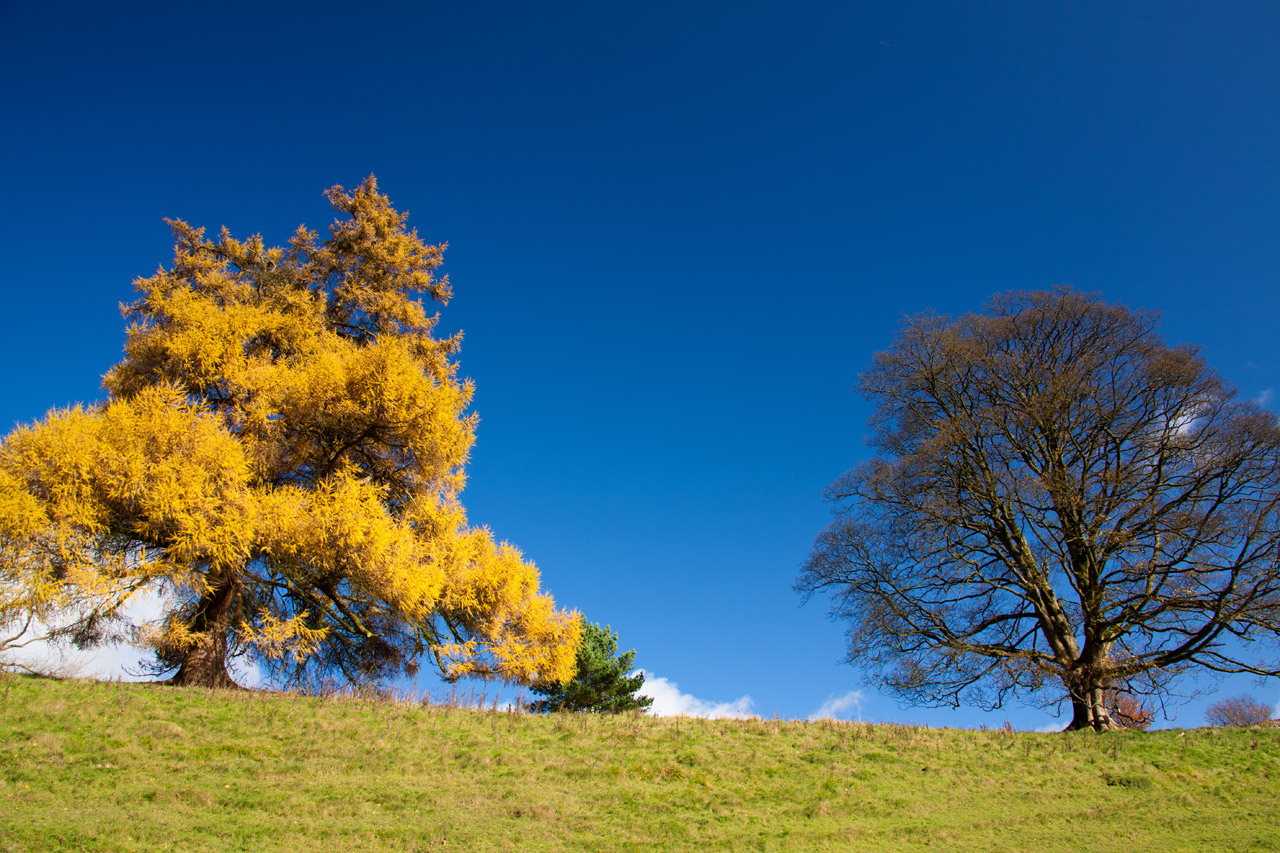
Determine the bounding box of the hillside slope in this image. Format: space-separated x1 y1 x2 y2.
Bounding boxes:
2 674 1277 851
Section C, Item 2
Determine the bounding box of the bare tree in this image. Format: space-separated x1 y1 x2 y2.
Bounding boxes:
1204 694 1273 727
798 288 1280 730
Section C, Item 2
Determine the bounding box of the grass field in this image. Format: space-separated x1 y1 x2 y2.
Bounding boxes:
2 673 1277 852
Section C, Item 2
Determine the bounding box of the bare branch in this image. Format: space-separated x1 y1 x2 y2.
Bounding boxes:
799 287 1280 730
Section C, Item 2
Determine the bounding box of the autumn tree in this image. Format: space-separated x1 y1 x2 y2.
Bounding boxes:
0 177 580 689
797 288 1280 730
528 621 654 713
1104 689 1154 730
0 466 108 664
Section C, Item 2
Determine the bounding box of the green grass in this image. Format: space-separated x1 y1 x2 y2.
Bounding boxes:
2 674 1278 852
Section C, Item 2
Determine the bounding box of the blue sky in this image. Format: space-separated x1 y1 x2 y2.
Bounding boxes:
2 1 1278 729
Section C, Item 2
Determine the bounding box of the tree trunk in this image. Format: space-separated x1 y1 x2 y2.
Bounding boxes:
167 574 242 689
1063 675 1120 731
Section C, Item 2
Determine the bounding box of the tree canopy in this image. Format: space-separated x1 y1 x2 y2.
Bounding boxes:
797 288 1280 730
0 177 580 689
528 621 653 714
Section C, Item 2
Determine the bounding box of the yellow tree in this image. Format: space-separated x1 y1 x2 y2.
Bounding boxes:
0 178 580 689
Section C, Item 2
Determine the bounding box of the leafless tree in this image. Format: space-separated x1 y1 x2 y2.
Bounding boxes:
1204 694 1273 727
798 288 1280 730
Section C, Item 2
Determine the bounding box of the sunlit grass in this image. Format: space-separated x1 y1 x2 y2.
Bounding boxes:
2 674 1278 851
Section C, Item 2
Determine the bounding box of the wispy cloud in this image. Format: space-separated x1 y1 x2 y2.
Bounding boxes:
2 590 264 686
1255 388 1274 407
636 671 756 719
1034 720 1065 733
807 690 865 721
3 590 167 680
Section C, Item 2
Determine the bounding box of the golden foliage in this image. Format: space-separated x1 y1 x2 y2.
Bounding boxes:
0 177 578 687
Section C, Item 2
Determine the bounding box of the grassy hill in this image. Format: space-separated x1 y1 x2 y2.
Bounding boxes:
2 673 1277 852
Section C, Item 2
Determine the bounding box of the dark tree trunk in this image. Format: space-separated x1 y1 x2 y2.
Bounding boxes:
167 574 242 689
1063 674 1120 731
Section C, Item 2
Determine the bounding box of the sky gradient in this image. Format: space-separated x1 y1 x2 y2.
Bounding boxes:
2 0 1278 728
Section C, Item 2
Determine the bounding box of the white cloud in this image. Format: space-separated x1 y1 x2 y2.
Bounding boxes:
2 590 264 687
636 671 756 719
807 690 865 722
1255 389 1274 407
1034 721 1065 733
1172 411 1201 436
2 590 167 680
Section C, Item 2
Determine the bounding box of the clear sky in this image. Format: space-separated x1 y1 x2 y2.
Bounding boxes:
2 0 1278 729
